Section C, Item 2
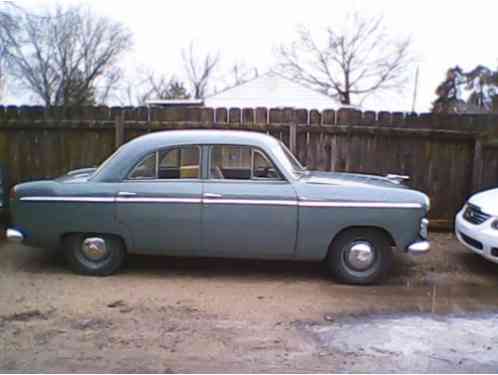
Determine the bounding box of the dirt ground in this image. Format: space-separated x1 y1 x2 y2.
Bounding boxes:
1 232 498 373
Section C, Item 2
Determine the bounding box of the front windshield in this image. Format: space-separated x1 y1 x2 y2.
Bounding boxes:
275 141 307 178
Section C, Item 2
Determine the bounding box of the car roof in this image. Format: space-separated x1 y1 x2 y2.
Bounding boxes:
124 129 281 150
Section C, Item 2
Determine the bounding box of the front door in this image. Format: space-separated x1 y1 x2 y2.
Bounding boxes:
116 145 202 254
202 145 298 257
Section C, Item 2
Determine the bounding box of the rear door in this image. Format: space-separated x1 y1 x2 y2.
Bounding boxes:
201 145 298 257
116 145 202 254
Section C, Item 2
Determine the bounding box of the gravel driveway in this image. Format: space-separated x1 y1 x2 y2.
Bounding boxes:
1 232 497 372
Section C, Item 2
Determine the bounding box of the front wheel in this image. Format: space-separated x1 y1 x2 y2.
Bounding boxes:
64 234 126 276
327 228 393 285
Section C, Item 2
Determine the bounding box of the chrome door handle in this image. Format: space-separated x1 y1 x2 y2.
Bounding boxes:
203 193 222 198
117 191 137 197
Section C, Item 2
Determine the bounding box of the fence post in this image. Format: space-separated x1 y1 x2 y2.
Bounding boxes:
115 112 125 149
471 136 483 193
289 123 297 154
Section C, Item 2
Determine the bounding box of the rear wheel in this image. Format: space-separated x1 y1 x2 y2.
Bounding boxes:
327 228 393 285
64 234 125 276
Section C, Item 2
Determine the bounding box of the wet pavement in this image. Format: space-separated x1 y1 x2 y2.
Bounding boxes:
298 312 498 372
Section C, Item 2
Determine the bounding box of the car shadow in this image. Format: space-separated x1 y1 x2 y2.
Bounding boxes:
123 254 328 282
7 243 329 282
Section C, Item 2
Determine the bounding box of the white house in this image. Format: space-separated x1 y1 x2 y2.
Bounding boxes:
147 72 342 110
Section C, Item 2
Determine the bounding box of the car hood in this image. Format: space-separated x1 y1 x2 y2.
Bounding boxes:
301 171 409 189
468 188 498 216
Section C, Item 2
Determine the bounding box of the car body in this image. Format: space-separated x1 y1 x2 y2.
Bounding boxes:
6 130 430 284
455 188 498 264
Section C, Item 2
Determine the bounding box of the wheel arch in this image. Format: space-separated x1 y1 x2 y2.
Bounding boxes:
327 225 396 255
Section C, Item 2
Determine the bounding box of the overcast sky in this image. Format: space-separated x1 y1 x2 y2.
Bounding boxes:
8 0 498 112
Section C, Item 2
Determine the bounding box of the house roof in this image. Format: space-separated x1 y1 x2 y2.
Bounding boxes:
204 72 341 110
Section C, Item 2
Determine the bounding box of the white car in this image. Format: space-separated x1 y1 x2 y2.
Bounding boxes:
455 188 498 264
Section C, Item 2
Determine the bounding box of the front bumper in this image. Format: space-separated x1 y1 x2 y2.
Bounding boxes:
6 228 24 243
406 217 430 255
407 240 430 254
455 210 498 264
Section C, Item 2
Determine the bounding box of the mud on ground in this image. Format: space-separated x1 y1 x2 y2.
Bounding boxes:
0 232 497 372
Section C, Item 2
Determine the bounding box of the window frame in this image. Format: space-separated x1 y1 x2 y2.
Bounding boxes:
207 144 287 183
125 145 202 182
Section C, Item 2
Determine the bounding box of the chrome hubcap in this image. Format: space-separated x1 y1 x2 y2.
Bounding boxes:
81 237 108 261
346 241 375 271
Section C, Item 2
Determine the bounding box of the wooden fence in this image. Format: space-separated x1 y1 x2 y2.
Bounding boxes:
1 105 498 229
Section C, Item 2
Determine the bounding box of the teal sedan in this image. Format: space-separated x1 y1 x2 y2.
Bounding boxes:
6 130 430 284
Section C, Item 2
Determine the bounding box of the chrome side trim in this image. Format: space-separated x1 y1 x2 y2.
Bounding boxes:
203 199 297 206
298 201 423 208
116 197 201 203
20 196 115 202
19 196 423 209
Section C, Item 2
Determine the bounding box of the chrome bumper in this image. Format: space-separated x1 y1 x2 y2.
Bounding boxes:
6 228 24 243
407 240 430 254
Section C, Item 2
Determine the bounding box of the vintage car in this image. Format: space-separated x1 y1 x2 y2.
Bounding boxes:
455 188 498 264
6 130 430 284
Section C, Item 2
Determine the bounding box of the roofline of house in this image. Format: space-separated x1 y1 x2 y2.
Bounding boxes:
146 99 204 107
204 70 341 104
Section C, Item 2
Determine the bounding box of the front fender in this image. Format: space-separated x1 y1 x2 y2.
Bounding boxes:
295 205 426 260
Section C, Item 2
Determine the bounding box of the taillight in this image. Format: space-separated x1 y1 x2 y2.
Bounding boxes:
9 187 16 200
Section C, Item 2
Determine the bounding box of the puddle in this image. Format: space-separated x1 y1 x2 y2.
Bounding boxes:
299 312 498 372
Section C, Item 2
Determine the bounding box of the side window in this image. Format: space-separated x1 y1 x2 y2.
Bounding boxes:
128 146 200 180
209 145 281 180
158 146 200 179
129 153 156 179
252 149 280 179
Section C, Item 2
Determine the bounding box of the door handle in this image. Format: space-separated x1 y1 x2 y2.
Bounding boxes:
117 191 137 197
203 193 222 198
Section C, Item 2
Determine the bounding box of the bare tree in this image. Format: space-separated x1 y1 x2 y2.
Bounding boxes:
182 42 220 99
274 13 413 105
0 48 6 101
227 63 258 86
0 2 21 47
117 69 191 106
222 63 258 90
0 2 23 101
2 4 132 107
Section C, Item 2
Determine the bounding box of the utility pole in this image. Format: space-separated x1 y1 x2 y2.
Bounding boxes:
411 66 419 113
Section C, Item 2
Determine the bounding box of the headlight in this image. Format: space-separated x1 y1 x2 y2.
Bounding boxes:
491 220 498 230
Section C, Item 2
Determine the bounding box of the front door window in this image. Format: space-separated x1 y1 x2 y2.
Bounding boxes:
209 145 282 180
